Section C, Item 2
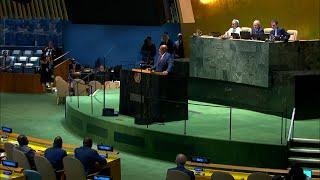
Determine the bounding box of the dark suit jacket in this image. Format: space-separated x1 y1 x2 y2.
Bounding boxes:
251 28 264 40
15 145 36 170
152 52 173 73
168 165 195 180
270 28 289 40
74 146 107 174
44 146 67 171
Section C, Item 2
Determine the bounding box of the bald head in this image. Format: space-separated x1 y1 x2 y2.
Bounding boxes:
83 137 93 148
253 20 261 29
159 45 168 55
175 154 187 166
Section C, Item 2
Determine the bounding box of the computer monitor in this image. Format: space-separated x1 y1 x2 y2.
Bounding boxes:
94 175 112 180
191 156 210 164
240 31 251 39
2 160 18 168
231 33 240 39
303 169 312 178
1 127 12 133
97 145 113 152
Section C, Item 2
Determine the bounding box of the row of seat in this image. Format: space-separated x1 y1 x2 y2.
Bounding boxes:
4 142 104 180
167 169 275 180
1 49 43 57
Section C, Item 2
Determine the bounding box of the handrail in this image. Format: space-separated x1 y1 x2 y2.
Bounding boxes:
287 108 296 142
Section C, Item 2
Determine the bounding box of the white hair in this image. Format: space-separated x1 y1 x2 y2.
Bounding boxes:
232 19 240 26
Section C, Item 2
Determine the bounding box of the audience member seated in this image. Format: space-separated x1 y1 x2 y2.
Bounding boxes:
269 19 289 41
140 36 156 66
74 137 108 175
15 134 36 169
0 50 13 71
44 136 67 172
167 154 195 180
160 32 174 55
174 33 185 59
222 19 241 39
150 45 173 75
251 20 265 40
69 58 82 74
285 164 310 180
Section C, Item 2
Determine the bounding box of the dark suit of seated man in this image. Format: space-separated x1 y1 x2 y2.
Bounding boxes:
167 154 195 180
44 136 67 171
151 45 174 75
15 135 36 170
269 19 289 41
251 20 265 40
75 137 108 175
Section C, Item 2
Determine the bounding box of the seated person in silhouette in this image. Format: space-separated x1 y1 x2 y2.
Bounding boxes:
15 134 36 169
74 137 108 175
167 154 195 180
150 45 173 75
44 136 67 171
285 164 310 180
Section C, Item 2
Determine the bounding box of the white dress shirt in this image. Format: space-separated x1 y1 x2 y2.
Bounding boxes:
225 27 241 36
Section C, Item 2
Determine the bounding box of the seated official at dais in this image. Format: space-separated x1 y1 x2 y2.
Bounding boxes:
251 20 265 40
222 19 241 39
270 19 289 41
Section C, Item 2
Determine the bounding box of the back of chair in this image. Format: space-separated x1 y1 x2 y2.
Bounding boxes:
88 81 102 94
63 156 87 180
211 171 235 180
247 172 272 180
287 30 298 41
13 148 31 170
264 28 273 34
56 77 69 97
166 170 190 180
24 169 42 180
4 142 15 161
34 155 56 180
73 79 88 96
241 27 252 33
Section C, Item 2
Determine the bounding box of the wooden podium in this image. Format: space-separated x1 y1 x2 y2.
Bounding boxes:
119 69 188 125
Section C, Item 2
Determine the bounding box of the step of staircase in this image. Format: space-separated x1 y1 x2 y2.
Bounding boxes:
292 138 320 144
288 157 320 164
289 147 320 154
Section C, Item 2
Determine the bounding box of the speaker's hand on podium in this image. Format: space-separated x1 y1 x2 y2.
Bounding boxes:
162 71 168 75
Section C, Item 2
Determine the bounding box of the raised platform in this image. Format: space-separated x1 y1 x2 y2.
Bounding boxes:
65 89 320 169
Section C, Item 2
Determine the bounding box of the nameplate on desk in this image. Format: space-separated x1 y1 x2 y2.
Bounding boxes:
130 93 144 103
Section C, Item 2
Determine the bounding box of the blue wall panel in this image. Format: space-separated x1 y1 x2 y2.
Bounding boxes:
63 23 180 68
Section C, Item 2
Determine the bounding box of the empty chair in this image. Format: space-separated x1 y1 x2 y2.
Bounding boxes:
23 170 42 180
287 30 298 41
247 172 272 180
55 76 69 104
264 28 273 34
34 49 43 57
24 50 33 57
72 79 88 96
12 148 31 170
63 156 87 180
4 142 15 161
88 81 102 94
211 171 235 180
12 50 21 56
166 170 191 180
18 56 28 64
29 57 40 66
34 155 56 180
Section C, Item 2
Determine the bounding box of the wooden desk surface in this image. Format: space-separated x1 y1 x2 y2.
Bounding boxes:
0 72 44 93
131 68 166 75
0 132 121 180
0 170 25 180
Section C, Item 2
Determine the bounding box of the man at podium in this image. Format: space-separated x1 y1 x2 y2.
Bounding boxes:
150 45 174 75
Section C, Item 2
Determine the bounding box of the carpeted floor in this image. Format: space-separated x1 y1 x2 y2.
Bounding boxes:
0 91 319 180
